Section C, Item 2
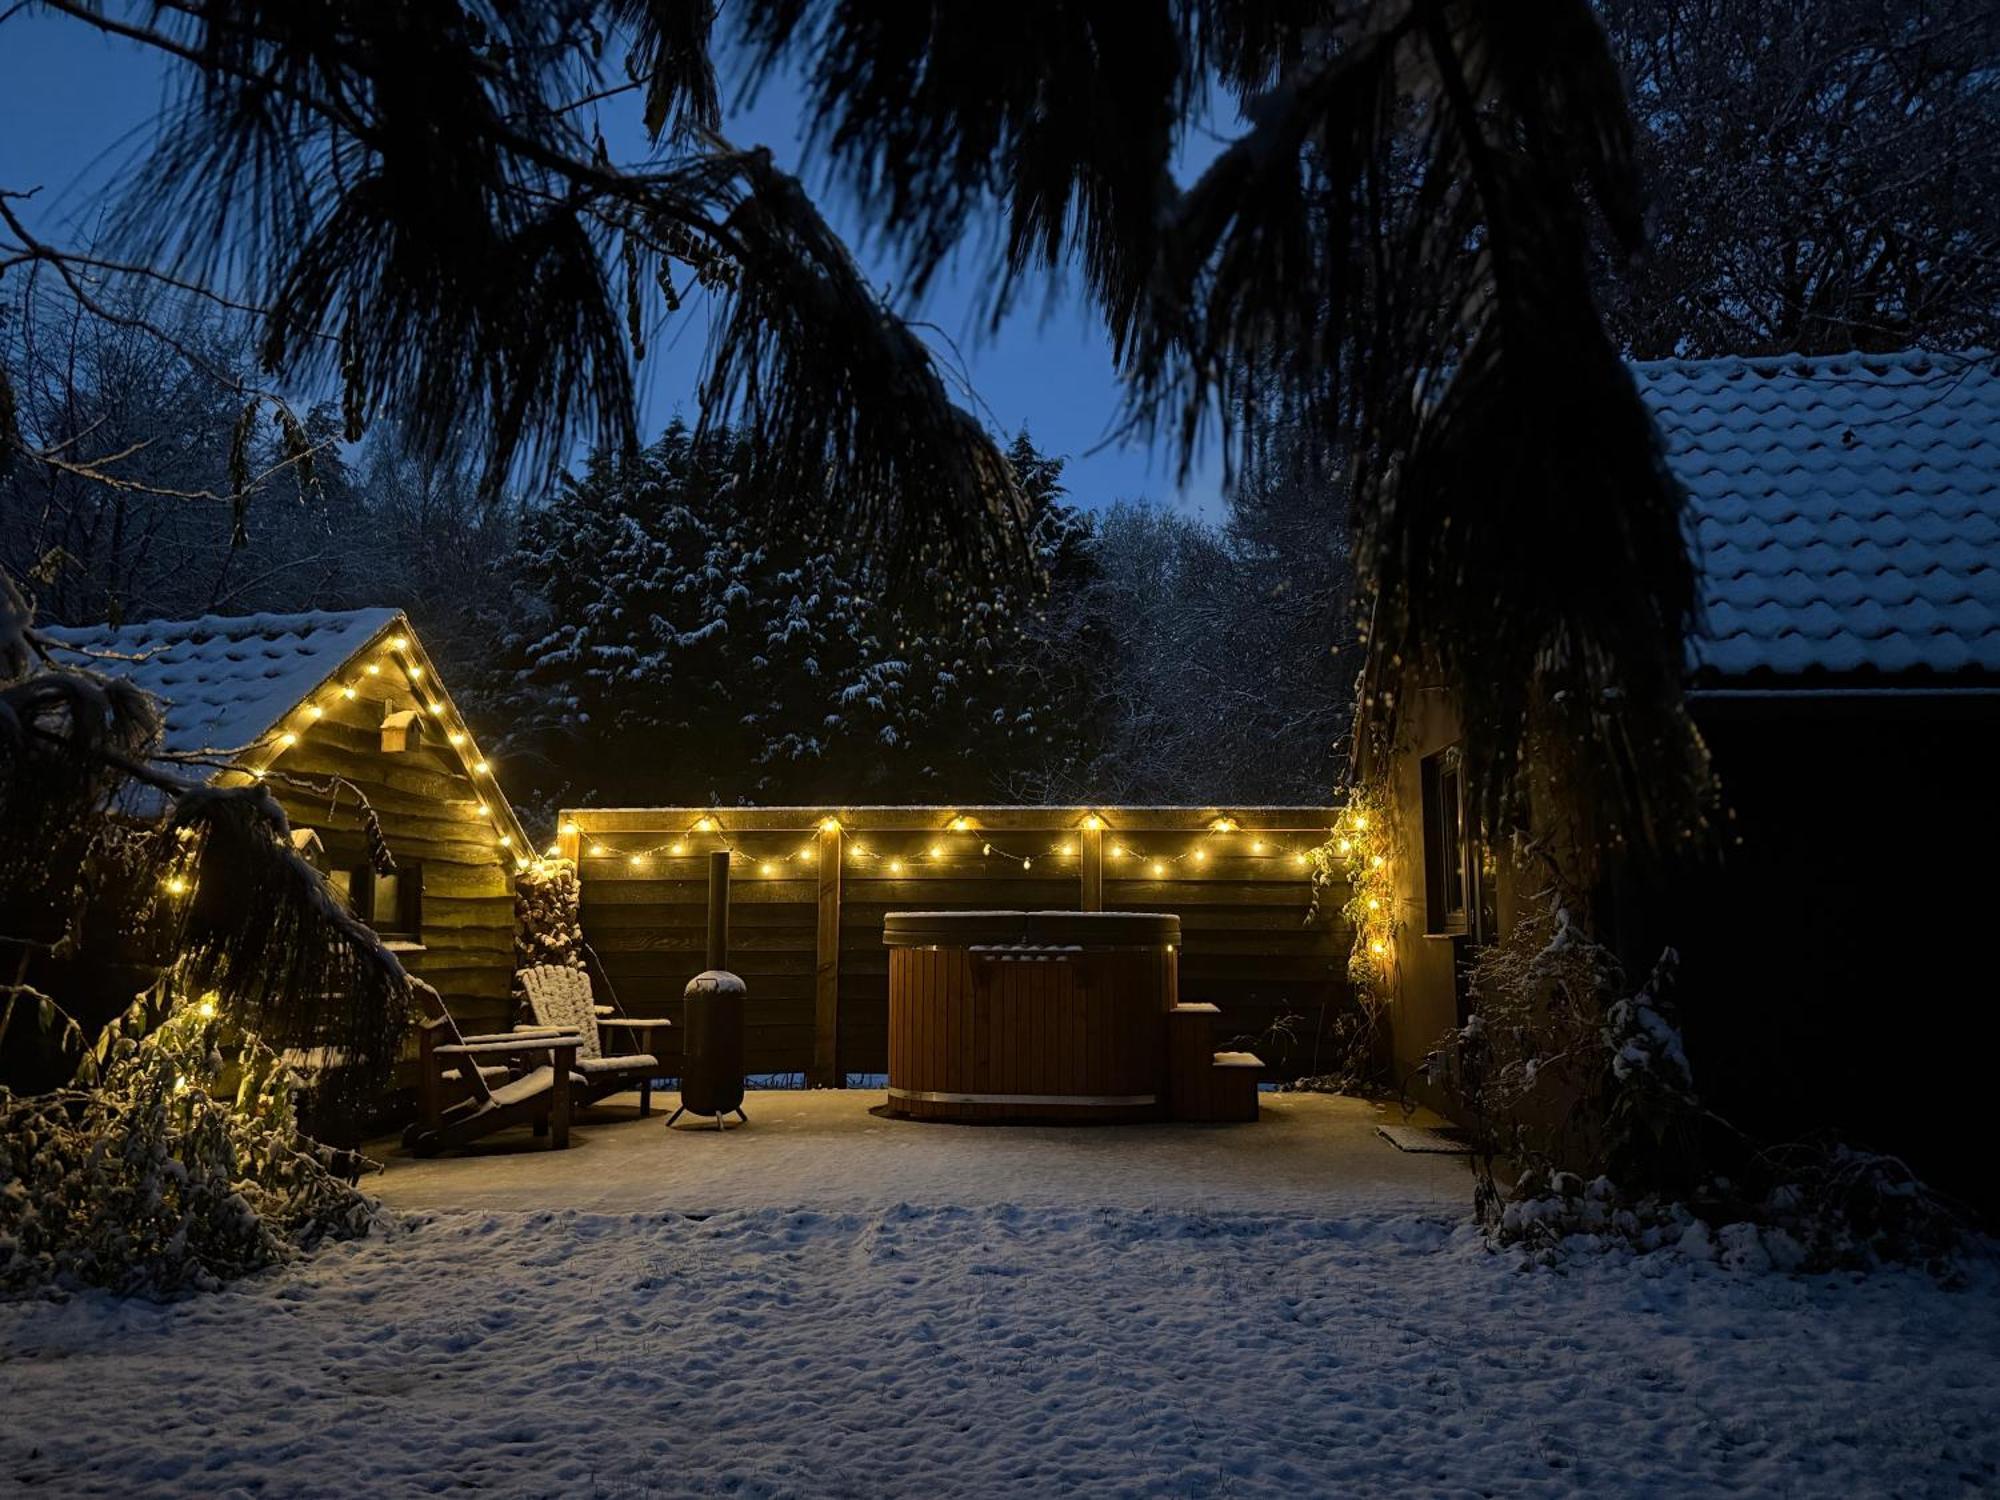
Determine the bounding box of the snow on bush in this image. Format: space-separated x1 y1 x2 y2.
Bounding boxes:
1424 889 1974 1276
0 990 377 1299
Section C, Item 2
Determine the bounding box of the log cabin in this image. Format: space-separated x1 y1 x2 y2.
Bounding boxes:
44 609 528 1036
1376 349 2000 1204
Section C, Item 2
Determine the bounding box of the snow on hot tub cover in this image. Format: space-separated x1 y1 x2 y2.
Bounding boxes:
1632 349 2000 682
41 607 404 763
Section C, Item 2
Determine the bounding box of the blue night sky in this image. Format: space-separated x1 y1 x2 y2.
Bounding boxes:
0 14 1226 515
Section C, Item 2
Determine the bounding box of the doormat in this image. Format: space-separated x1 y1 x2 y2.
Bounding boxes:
1376 1124 1473 1154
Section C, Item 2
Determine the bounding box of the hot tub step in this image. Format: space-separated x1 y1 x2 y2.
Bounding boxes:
1166 1003 1220 1118
1204 1051 1263 1123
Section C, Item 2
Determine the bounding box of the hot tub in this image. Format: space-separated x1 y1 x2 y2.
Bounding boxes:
883 910 1180 1122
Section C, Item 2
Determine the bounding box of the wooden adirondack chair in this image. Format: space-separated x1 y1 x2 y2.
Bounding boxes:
404 979 582 1156
517 962 671 1117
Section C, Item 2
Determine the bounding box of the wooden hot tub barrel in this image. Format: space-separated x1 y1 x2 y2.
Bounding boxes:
884 910 1180 1122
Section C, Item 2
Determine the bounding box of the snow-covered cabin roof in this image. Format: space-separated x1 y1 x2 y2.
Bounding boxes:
1632 349 2000 684
43 608 404 760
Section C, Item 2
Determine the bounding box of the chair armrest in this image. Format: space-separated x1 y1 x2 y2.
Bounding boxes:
436 1032 584 1057
508 1025 571 1037
597 1016 673 1032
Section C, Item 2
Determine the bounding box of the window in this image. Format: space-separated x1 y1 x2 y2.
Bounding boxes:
1421 746 1470 935
343 862 423 944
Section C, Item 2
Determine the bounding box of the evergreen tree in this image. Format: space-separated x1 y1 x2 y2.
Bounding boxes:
492 425 1094 807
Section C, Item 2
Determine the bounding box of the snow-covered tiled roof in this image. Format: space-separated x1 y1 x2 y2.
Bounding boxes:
43 608 403 762
1632 349 2000 683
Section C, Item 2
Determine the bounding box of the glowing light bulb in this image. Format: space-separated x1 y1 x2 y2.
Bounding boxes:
1209 817 1238 834
759 861 775 876
1292 852 1309 867
820 817 841 834
948 816 973 832
277 731 298 748
365 662 381 676
929 844 945 859
498 833 511 847
164 875 188 895
1081 814 1103 830
196 995 217 1019
591 845 609 858
428 701 444 716
341 685 357 700
1370 854 1385 868
1336 838 1352 854
888 858 904 875
1252 840 1266 854
388 635 408 649
561 821 579 836
472 760 489 774
448 730 466 746
305 704 324 721
694 816 717 832
629 854 647 869
1370 940 1388 956
544 844 560 858
1353 814 1369 832
475 801 489 816
1150 860 1166 877
797 846 814 860
849 846 865 862
1193 849 1207 864
1021 858 1032 871
407 665 424 681
1059 843 1075 856
1109 845 1127 860
670 841 686 855
1366 897 1380 910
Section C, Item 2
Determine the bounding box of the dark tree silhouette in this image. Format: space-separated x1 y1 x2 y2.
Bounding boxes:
3 1 1712 864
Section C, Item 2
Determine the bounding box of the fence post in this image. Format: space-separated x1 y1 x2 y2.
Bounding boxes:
814 821 843 1087
1080 821 1103 911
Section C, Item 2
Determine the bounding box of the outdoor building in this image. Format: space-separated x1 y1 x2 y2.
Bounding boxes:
1380 350 2000 1200
44 609 530 1037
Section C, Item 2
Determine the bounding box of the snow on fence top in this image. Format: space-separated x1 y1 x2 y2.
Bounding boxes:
1633 348 2000 683
43 608 405 759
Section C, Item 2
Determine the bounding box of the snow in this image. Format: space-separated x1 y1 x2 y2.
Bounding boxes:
41 608 404 760
1632 349 2000 681
5 1092 1997 1495
3 1215 1995 1495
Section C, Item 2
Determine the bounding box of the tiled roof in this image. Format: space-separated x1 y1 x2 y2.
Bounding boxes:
1632 349 2000 683
43 608 404 764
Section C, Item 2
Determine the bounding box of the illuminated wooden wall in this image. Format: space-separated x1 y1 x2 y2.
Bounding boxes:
559 806 1354 1084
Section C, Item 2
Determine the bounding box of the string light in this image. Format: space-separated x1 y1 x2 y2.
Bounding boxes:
1192 849 1208 864
629 854 647 869
929 843 946 859
820 817 841 834
888 858 904 874
1081 813 1103 830
1209 816 1239 834
759 860 776 876
365 662 381 676
498 833 512 848
163 875 189 896
1151 859 1167 876
472 760 490 775
388 635 408 649
671 841 687 855
693 815 717 832
407 665 424 681
475 801 489 816
196 994 217 1019
277 731 298 748
591 844 610 858
448 730 467 745
341 685 357 700
305 704 324 721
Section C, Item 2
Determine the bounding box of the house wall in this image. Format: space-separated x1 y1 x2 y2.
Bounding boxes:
1661 694 2000 1211
268 679 518 1036
1381 684 2000 1209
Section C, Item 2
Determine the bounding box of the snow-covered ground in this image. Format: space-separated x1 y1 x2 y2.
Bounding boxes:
4 1099 1997 1497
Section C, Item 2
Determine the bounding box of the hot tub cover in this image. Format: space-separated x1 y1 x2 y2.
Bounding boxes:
883 910 1180 948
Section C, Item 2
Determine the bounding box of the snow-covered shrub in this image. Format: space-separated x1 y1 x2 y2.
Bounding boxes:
515 855 583 971
1425 893 1704 1231
0 987 377 1299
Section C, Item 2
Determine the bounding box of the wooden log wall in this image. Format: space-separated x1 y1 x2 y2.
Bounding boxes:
561 807 1353 1084
267 669 519 1035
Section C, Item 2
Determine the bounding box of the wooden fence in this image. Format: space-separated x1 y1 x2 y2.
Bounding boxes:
557 806 1353 1084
